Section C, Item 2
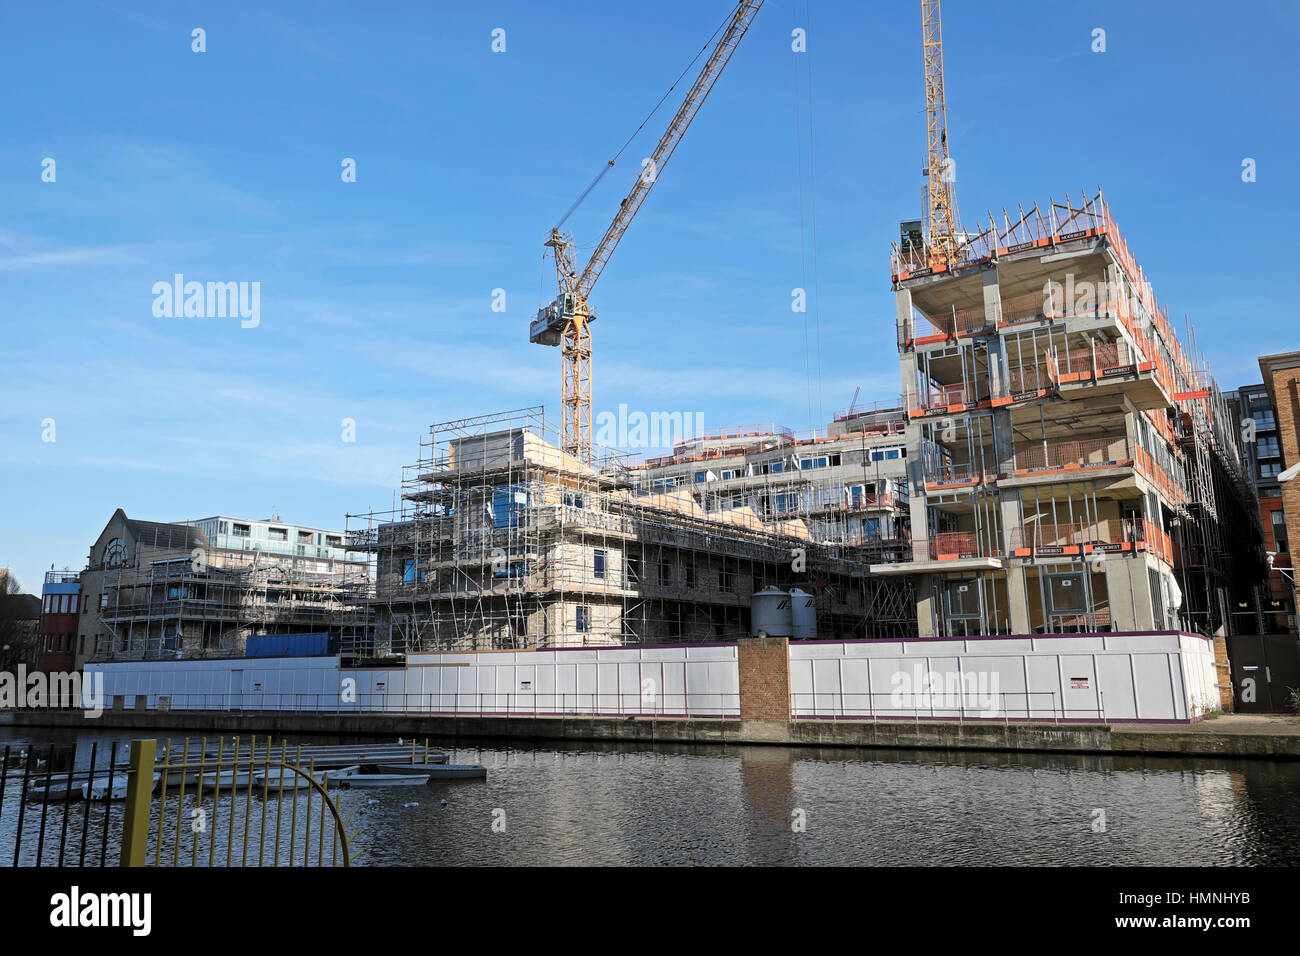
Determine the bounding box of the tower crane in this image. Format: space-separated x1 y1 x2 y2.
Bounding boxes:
531 0 764 464
920 0 963 270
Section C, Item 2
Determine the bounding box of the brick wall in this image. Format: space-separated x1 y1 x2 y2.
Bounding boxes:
1212 634 1235 713
1270 365 1300 635
738 635 790 721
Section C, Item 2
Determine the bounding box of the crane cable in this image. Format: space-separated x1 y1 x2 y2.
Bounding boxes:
793 0 825 435
552 7 735 233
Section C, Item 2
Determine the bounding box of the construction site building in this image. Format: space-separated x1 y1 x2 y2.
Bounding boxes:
880 190 1266 639
81 509 371 665
343 408 915 656
628 408 911 559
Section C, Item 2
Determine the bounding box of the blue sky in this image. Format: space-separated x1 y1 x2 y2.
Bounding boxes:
2 0 1297 591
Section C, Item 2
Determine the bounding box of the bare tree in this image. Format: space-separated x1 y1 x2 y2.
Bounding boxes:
0 571 42 674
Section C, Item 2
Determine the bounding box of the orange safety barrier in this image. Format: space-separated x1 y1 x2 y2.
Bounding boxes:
1013 437 1128 473
913 532 990 562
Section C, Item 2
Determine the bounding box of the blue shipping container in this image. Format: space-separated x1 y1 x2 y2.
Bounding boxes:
245 632 337 658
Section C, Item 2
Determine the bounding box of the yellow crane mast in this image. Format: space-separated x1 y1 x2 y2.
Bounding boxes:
531 0 764 464
921 0 963 270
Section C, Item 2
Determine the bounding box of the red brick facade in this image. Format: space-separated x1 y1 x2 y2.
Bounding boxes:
737 636 790 722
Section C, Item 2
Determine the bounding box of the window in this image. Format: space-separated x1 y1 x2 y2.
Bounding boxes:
684 559 696 588
232 523 250 537
594 550 607 580
576 605 590 633
1261 462 1282 478
1253 410 1277 429
769 461 784 473
298 530 314 543
492 485 528 528
695 471 707 483
403 558 425 583
1257 437 1281 458
719 567 733 593
564 492 585 508
659 561 672 586
325 535 342 547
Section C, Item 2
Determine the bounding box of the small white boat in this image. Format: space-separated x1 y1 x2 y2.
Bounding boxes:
332 765 429 787
197 769 257 789
83 772 161 801
26 777 82 800
253 768 330 791
424 764 487 780
374 763 487 781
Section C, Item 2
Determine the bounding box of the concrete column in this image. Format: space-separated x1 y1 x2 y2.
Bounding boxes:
1105 556 1157 631
738 635 791 722
981 266 1002 326
896 288 916 409
1004 565 1032 635
915 573 938 637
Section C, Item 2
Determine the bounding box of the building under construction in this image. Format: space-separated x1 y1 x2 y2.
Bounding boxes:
81 509 371 666
882 190 1266 638
343 408 916 655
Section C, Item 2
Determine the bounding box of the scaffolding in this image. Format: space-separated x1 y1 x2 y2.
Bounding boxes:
344 407 916 656
92 525 371 661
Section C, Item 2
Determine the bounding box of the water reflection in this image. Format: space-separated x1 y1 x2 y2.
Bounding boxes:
2 728 1297 866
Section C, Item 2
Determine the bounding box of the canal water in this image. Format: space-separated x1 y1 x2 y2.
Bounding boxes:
2 726 1298 866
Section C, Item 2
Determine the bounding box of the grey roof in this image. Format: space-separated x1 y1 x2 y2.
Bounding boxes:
124 518 209 551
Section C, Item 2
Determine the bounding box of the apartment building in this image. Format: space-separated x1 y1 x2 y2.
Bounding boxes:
35 571 81 672
1225 381 1293 633
80 509 370 665
629 406 912 558
879 191 1264 641
1259 351 1300 632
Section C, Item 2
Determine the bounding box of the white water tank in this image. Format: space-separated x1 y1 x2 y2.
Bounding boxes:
750 587 793 638
789 588 817 640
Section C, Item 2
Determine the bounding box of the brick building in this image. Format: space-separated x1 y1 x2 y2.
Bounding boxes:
1259 351 1300 633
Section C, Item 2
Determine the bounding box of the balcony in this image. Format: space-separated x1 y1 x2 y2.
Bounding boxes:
870 533 1003 575
1053 339 1172 409
923 461 998 492
1011 437 1132 477
905 304 995 346
1008 518 1173 563
991 361 1058 406
906 381 991 418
